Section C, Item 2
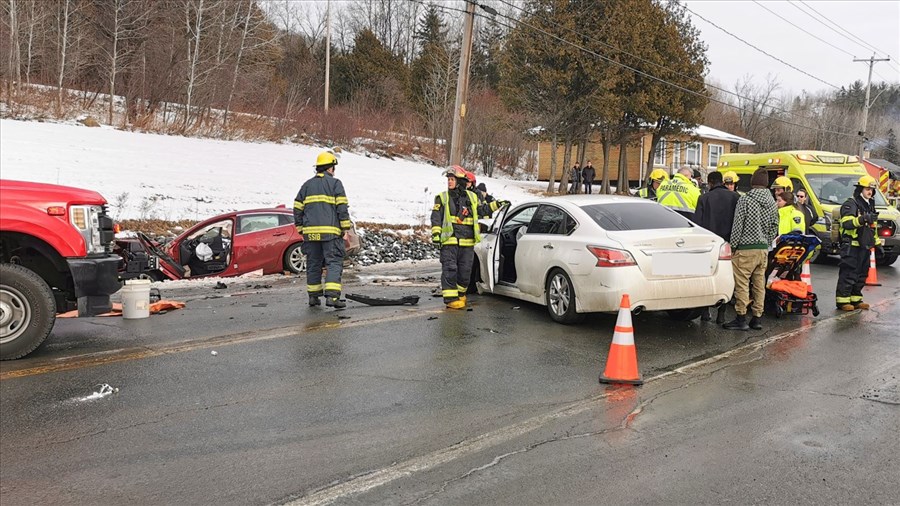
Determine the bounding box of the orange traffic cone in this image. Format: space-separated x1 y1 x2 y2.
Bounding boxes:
599 294 643 386
800 260 813 294
865 248 881 286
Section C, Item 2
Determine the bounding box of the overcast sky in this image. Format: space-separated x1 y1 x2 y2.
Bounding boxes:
683 0 900 95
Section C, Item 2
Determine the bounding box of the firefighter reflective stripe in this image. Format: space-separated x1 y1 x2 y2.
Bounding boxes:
879 171 889 192
442 289 458 298
304 195 337 205
456 284 466 292
438 191 482 245
850 294 863 303
336 196 348 205
638 187 648 198
340 220 352 229
294 201 304 210
840 214 860 230
324 282 342 292
835 295 851 304
431 225 442 235
307 283 323 293
296 226 303 234
304 225 342 235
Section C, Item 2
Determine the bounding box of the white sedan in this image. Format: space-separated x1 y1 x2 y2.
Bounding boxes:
473 195 735 323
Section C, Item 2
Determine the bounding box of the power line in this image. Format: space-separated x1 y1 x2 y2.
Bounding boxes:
789 0 900 74
684 5 840 90
797 1 899 63
486 7 863 141
492 0 858 136
751 1 855 58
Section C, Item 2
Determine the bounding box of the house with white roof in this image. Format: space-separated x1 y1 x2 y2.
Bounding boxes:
537 124 755 184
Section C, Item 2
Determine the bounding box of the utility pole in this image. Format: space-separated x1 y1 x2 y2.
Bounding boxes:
853 54 890 158
449 0 476 166
324 0 331 115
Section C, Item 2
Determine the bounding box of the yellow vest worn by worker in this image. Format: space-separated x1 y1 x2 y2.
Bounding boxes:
656 173 700 214
778 206 806 236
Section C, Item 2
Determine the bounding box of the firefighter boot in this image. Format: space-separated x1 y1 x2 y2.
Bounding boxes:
855 302 870 310
838 304 855 311
446 299 466 309
325 297 346 308
458 295 467 306
309 295 321 306
723 315 749 331
748 316 763 330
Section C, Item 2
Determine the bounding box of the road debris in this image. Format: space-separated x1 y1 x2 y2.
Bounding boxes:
214 281 228 290
427 316 438 320
346 294 419 306
211 350 218 356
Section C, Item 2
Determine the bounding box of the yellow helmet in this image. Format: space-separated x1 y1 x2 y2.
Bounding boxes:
649 169 669 182
315 151 338 168
856 175 878 189
723 171 739 184
771 176 793 191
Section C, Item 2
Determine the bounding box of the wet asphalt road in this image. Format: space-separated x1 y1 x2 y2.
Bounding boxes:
1 258 897 505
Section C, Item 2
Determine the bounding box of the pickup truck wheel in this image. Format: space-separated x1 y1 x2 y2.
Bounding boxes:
284 243 306 274
1 264 56 360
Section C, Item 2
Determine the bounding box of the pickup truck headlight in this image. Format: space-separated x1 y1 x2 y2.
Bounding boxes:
70 205 105 254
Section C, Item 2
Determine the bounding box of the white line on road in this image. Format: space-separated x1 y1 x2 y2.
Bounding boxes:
283 299 896 506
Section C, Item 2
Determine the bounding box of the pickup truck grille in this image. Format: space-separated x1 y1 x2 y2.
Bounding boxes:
99 205 115 253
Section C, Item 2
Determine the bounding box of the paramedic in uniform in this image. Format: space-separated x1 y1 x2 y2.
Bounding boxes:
657 167 701 219
294 151 352 308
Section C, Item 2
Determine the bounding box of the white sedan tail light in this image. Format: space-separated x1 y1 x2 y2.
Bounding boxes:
719 242 732 260
587 245 637 267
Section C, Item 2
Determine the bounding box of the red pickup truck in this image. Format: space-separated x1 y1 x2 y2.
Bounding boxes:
0 179 121 360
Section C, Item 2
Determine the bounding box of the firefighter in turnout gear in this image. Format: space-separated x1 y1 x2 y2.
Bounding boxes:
432 166 496 309
835 175 883 311
294 151 352 308
464 170 506 218
638 169 669 201
657 167 701 219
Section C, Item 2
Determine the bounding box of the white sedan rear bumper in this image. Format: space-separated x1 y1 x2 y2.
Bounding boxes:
572 262 735 313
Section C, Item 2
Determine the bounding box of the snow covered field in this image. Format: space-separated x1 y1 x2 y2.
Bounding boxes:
0 119 541 225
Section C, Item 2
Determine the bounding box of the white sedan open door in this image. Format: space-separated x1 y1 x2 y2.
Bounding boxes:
484 205 509 293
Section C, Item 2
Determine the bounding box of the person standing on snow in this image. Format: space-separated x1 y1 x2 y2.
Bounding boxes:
432 166 505 309
582 161 596 195
294 151 352 309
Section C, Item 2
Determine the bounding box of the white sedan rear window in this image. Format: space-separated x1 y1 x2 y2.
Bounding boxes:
582 203 692 231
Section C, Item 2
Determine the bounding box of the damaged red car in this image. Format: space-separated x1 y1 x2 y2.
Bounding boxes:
117 207 359 281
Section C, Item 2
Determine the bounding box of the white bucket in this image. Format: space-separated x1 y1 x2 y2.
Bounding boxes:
121 279 151 319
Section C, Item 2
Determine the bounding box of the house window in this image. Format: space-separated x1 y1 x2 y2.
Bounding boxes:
708 144 724 168
685 142 701 166
672 141 681 168
653 139 666 166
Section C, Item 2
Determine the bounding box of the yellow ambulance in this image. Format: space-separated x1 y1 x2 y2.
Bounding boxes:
717 150 900 266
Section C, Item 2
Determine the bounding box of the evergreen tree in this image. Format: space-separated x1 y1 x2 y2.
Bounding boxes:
886 129 899 165
332 28 409 111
